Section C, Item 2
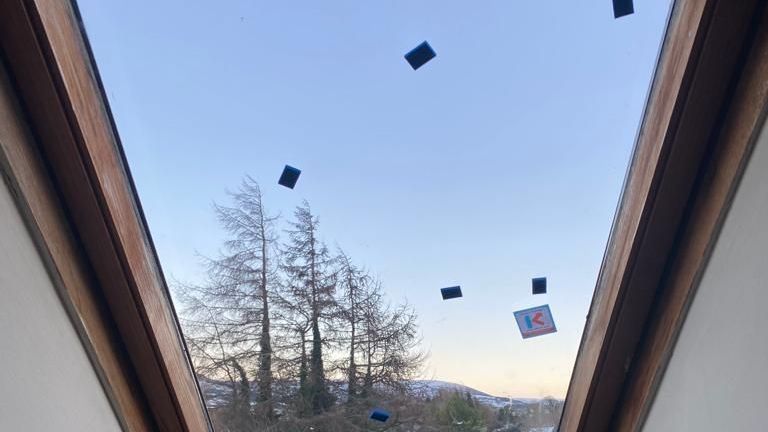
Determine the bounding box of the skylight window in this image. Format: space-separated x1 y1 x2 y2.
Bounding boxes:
76 0 673 430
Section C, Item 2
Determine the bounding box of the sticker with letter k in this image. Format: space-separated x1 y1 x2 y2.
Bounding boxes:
514 304 557 339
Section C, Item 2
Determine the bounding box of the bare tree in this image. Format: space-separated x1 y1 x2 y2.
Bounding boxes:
270 288 313 413
178 177 278 419
335 249 376 401
356 283 424 397
177 179 431 429
179 291 242 385
281 201 337 414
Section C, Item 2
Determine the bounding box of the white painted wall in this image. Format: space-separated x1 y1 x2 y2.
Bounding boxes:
0 177 122 431
642 117 768 431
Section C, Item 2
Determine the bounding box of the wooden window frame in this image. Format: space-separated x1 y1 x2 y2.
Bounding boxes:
3 0 767 430
0 0 211 430
560 0 768 430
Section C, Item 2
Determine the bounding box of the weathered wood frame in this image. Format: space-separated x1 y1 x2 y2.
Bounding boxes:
0 0 211 430
3 0 767 430
560 0 768 430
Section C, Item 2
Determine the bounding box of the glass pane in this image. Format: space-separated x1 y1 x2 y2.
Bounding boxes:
77 1 672 430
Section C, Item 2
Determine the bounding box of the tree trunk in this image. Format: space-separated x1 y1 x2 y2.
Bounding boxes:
347 275 357 402
309 316 330 413
362 344 373 398
347 341 356 402
257 291 273 416
256 215 273 418
307 224 330 413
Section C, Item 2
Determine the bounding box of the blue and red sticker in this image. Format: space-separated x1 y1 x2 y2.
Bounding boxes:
513 304 557 339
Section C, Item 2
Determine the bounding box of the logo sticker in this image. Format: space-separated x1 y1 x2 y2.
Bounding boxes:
514 304 557 339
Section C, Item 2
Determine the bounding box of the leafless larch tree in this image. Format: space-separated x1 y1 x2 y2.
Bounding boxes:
178 177 279 422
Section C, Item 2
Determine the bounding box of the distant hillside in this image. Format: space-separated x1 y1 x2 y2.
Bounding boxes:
198 377 544 411
409 380 531 409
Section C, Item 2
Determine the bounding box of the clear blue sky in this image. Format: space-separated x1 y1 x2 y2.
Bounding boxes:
78 0 671 398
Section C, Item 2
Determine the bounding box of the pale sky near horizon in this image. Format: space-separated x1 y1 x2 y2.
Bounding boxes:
77 0 672 398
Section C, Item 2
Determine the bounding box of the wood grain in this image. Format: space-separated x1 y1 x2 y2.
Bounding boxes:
613 4 768 430
0 0 210 430
559 0 763 430
0 56 153 432
559 1 713 429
